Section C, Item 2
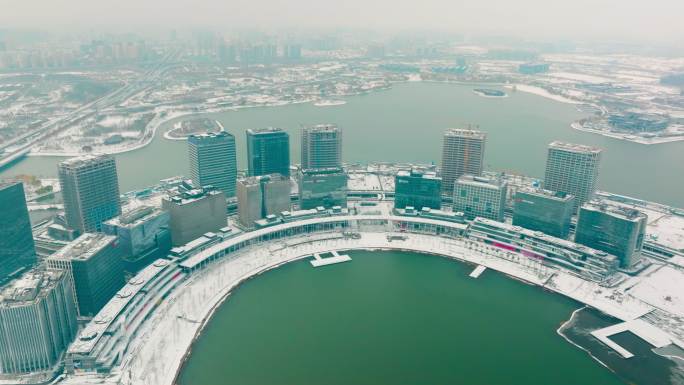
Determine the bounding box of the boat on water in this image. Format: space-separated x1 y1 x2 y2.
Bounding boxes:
313 99 347 107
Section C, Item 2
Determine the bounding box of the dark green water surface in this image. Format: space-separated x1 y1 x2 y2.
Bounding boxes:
178 250 625 385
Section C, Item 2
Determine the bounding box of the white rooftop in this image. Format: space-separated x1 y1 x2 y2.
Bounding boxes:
50 233 116 262
68 259 173 355
549 141 602 154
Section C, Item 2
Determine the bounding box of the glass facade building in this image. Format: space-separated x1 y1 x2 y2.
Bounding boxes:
512 188 575 238
46 233 125 317
246 128 290 177
102 206 172 273
0 181 36 285
298 168 347 209
188 132 238 197
394 169 442 210
575 202 648 268
58 154 121 234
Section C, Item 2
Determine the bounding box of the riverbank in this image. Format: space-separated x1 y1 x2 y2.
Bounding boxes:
570 121 684 145
19 79 580 159
505 84 581 104
27 108 177 157
558 307 684 385
60 229 684 385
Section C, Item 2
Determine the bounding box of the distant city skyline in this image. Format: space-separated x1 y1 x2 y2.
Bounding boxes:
0 0 683 43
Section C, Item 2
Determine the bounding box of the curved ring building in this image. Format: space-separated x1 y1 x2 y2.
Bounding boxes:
59 203 684 385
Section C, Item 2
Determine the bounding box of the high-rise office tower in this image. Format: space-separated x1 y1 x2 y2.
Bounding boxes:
0 269 78 374
246 128 290 177
301 124 342 170
188 132 238 197
453 175 507 222
575 202 647 268
394 169 442 210
441 128 486 196
512 188 575 238
544 142 602 211
283 44 302 60
0 181 37 285
298 168 347 209
162 186 227 246
46 233 125 317
237 174 291 228
58 154 121 234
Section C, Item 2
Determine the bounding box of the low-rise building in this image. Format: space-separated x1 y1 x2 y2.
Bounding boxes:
394 169 442 210
394 206 465 224
467 217 619 283
298 168 347 209
453 175 507 221
65 259 185 373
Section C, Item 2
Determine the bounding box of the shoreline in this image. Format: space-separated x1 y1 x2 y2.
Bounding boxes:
570 121 684 145
172 252 315 385
20 79 596 160
505 83 581 105
168 242 670 385
556 306 614 371
58 227 684 385
26 109 174 158
14 78 684 161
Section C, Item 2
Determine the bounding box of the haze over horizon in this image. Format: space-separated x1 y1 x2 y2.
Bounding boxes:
1 0 684 44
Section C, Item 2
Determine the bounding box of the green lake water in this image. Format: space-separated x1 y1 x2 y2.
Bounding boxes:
178 250 626 385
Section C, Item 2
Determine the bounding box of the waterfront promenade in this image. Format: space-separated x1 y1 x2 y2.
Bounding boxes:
60 213 684 385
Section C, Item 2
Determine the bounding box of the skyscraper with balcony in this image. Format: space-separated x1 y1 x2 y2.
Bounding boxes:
0 181 36 285
453 175 507 221
246 128 290 177
441 128 486 196
0 269 78 374
301 124 342 170
544 142 602 211
394 169 442 210
58 154 121 234
575 202 647 268
512 188 575 238
188 132 238 197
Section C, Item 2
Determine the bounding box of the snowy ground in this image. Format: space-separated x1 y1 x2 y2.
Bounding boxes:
59 230 684 385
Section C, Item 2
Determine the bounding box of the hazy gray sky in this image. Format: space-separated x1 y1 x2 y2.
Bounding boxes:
2 0 683 42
